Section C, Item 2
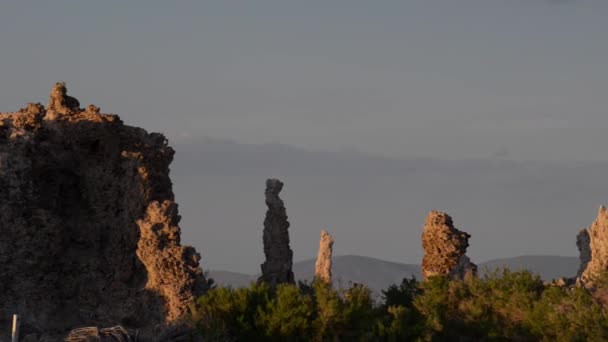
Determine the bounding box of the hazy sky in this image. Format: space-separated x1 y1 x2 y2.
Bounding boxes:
1 0 608 161
2 1 608 273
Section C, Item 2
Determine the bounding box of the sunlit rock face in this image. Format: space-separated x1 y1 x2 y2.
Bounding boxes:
578 206 608 286
315 229 334 284
421 211 477 280
0 83 206 340
259 178 295 286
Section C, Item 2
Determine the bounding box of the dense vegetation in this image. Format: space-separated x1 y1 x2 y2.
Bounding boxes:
191 270 608 341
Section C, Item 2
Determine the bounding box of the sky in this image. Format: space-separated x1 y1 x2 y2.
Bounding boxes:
1 1 608 272
1 0 608 161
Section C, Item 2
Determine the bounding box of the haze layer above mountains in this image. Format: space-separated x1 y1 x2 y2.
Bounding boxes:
171 138 606 273
209 255 580 292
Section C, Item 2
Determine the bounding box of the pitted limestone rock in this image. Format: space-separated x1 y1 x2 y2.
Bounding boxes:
421 211 477 280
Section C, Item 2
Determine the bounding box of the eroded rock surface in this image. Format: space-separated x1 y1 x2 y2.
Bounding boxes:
0 83 206 340
421 211 477 280
258 179 295 286
315 230 334 284
579 206 608 285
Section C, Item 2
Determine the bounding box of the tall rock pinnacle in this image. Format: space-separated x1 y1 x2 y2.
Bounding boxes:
578 206 608 285
259 179 295 286
421 211 477 280
315 229 334 284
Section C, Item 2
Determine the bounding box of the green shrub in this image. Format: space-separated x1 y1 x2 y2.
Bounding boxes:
312 280 343 340
256 283 315 340
194 282 270 341
376 277 423 340
527 285 608 341
191 270 608 341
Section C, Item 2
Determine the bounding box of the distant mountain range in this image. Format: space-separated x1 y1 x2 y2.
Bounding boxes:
173 137 607 277
208 255 579 293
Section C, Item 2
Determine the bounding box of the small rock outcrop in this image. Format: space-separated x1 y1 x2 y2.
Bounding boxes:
421 211 477 280
314 230 334 284
259 179 295 286
47 82 80 113
578 206 608 285
0 84 206 340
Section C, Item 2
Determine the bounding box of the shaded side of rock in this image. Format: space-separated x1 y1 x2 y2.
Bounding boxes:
258 179 295 286
421 210 477 280
314 229 334 284
450 254 478 280
577 228 591 278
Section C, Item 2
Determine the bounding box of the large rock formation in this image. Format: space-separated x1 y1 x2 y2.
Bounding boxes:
421 211 477 280
258 179 295 286
314 229 334 284
578 206 608 285
0 83 206 340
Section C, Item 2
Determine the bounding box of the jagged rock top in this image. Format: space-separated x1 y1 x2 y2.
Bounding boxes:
421 210 477 280
0 83 206 340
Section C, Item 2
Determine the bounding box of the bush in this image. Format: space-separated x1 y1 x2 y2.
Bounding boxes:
528 286 608 341
192 270 608 341
256 283 315 340
193 282 270 341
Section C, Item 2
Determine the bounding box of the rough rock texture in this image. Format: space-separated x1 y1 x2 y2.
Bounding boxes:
579 206 608 285
0 83 206 340
577 228 591 278
314 230 334 284
421 211 477 280
47 82 80 114
258 179 295 286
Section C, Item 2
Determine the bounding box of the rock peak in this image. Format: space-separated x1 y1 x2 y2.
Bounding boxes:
421 210 477 280
47 82 80 113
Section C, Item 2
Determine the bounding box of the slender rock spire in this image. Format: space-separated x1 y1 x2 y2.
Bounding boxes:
315 229 334 284
259 179 295 286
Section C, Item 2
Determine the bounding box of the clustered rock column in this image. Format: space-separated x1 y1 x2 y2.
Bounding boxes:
577 206 608 285
259 179 295 286
315 229 334 284
421 211 477 280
